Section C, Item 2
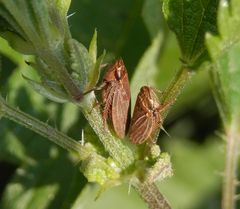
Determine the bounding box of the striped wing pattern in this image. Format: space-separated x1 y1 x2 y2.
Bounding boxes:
129 86 161 144
101 59 130 139
111 83 130 138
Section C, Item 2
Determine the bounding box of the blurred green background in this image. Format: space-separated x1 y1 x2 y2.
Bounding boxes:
0 0 232 209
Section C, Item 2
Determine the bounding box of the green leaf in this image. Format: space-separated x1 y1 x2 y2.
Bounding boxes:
206 0 240 126
0 0 71 53
163 0 219 68
87 30 106 90
87 50 105 91
1 0 40 43
23 75 69 103
0 68 58 163
0 31 35 55
0 127 29 163
0 3 28 40
0 152 86 209
54 0 71 17
88 29 97 63
68 39 93 90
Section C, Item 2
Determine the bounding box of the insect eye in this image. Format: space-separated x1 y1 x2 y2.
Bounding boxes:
115 68 122 80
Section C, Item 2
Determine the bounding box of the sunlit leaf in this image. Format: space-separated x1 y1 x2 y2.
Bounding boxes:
163 0 219 68
206 0 240 126
0 152 86 209
23 75 69 103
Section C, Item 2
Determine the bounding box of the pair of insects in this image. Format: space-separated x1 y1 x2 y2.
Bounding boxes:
101 58 170 144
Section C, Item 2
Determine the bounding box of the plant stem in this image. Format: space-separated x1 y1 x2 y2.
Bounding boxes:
222 121 240 209
133 181 171 209
78 92 135 169
131 67 192 209
0 96 89 160
162 66 191 104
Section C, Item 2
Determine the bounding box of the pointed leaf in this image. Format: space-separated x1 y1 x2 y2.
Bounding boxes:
0 31 34 55
68 39 93 90
87 50 105 90
206 0 240 126
0 153 86 209
54 0 71 17
89 29 97 63
163 0 219 68
23 75 69 103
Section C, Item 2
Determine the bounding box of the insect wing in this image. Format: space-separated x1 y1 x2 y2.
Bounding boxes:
129 86 162 144
111 84 130 138
128 91 151 143
102 83 115 123
101 58 130 138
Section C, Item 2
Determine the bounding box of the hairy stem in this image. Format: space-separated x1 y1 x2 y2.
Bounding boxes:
222 121 240 209
162 66 191 105
133 181 171 209
131 66 192 209
0 96 89 159
78 92 135 169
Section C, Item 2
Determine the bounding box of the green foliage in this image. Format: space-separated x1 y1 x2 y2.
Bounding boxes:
206 2 240 207
163 0 219 68
159 138 224 209
0 0 104 101
23 75 69 103
0 54 86 209
0 0 70 54
207 0 240 127
1 0 240 209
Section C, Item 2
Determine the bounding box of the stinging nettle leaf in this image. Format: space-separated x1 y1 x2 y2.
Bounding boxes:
87 50 106 91
23 75 69 103
0 31 34 55
68 39 93 91
30 0 51 42
207 0 240 126
87 30 106 91
0 5 27 39
163 0 219 68
0 153 86 209
55 0 71 17
88 29 97 63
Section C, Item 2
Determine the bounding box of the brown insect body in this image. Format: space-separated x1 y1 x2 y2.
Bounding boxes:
102 58 130 138
129 86 169 144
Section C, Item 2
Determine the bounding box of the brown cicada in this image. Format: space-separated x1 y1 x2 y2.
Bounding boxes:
128 86 170 144
102 58 130 138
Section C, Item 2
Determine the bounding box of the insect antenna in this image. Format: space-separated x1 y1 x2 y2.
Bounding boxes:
160 125 171 137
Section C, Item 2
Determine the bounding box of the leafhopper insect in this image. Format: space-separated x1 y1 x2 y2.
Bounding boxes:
102 58 130 138
129 86 170 144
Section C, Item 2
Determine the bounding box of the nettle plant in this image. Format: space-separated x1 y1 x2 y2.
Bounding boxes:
0 0 239 209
